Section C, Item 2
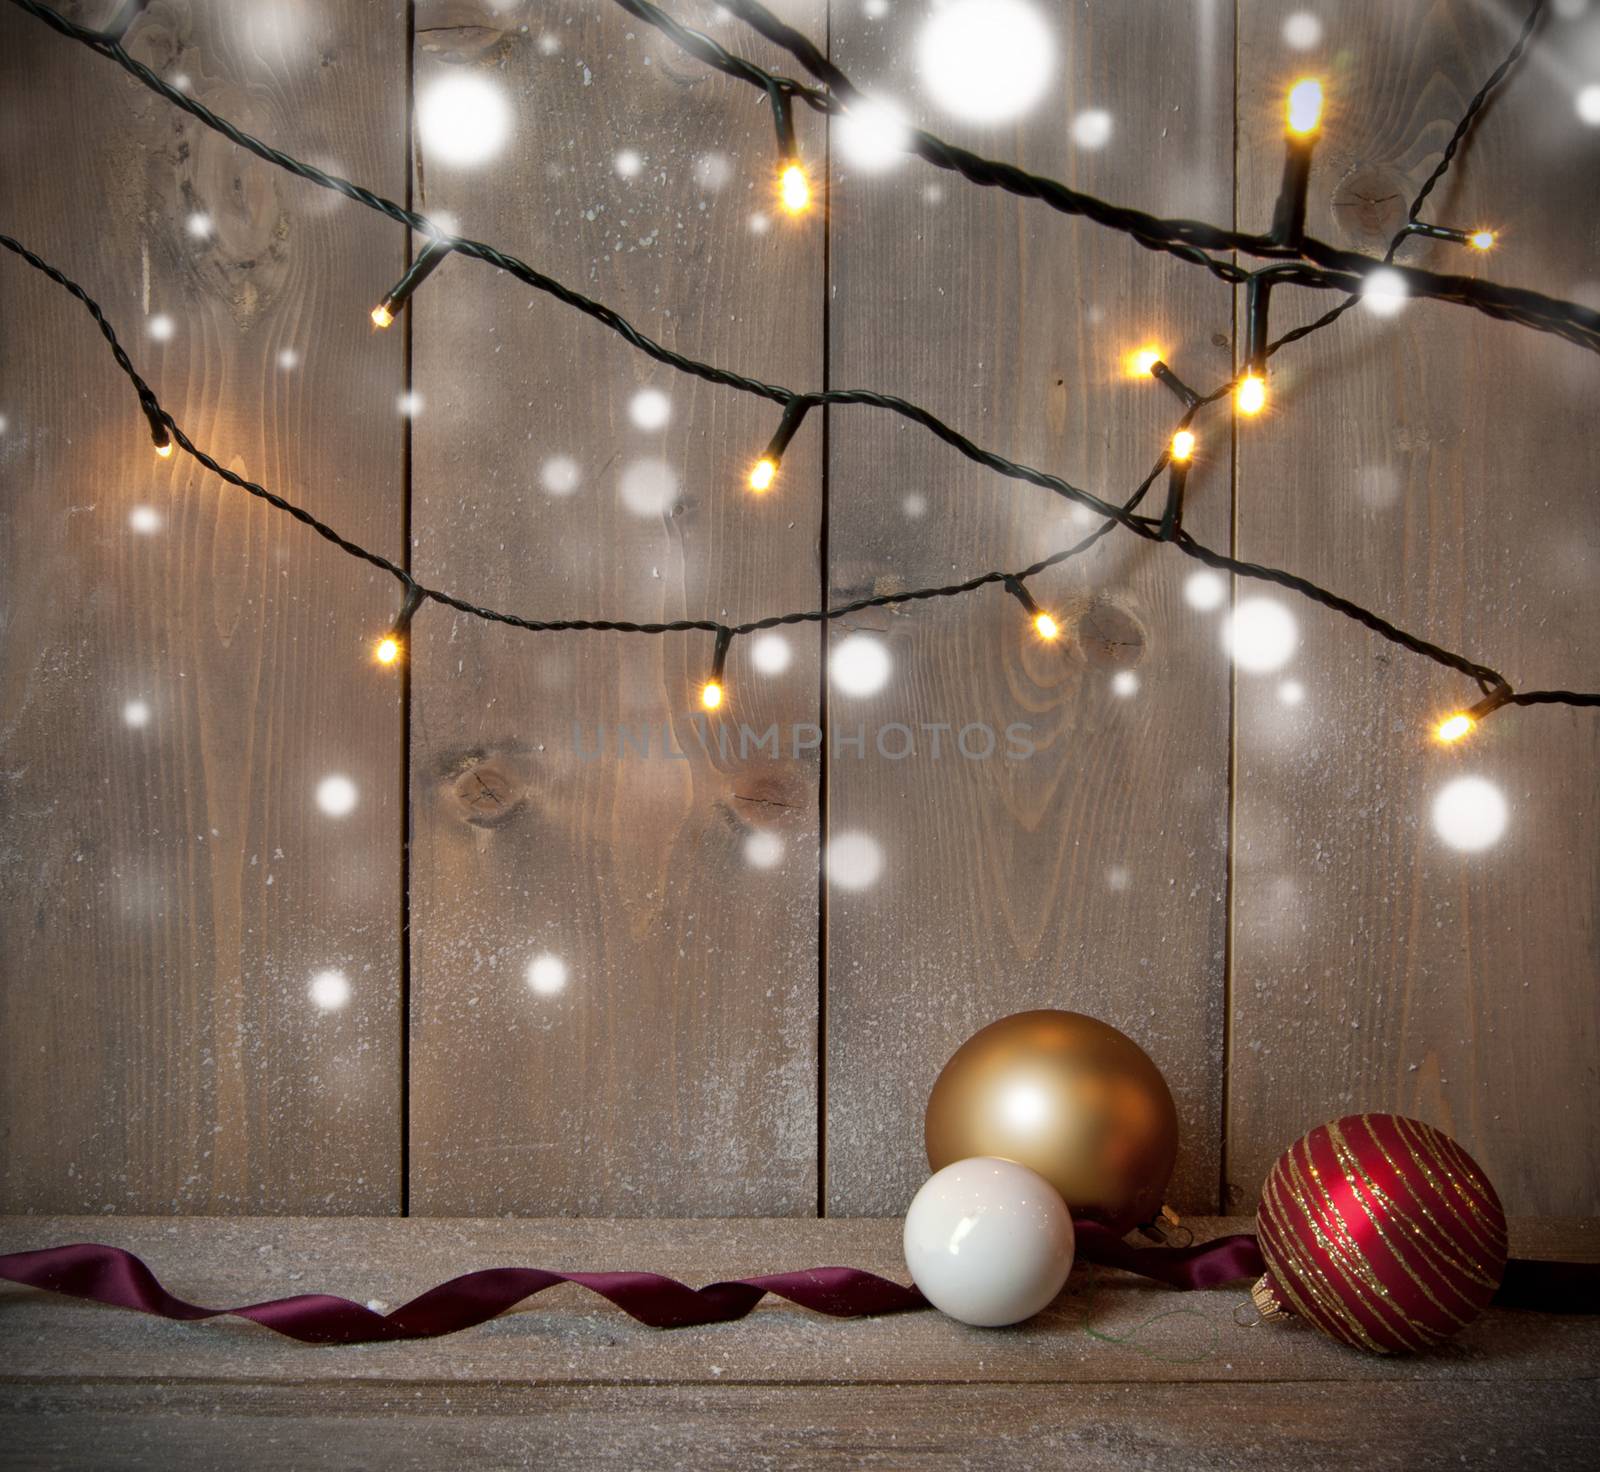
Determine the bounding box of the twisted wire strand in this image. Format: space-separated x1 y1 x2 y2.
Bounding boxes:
0 233 1139 642
625 0 1599 353
10 0 1600 354
1269 0 1549 357
1407 0 1545 223
12 229 1596 712
4 0 1594 518
12 0 1187 532
2 0 1596 716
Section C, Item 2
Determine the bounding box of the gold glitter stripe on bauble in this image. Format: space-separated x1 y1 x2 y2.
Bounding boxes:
1336 1117 1493 1313
1343 1116 1496 1269
1389 1121 1507 1278
1331 1124 1480 1310
1262 1157 1408 1352
1343 1117 1503 1291
1259 1172 1392 1353
1323 1121 1477 1331
1302 1136 1443 1349
1272 1138 1411 1345
1280 1135 1443 1351
1279 1138 1419 1327
1266 1143 1422 1351
1387 1116 1507 1264
1375 1115 1503 1263
1273 1139 1401 1324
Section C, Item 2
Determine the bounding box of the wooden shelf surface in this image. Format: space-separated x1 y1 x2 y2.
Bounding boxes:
3 1216 1597 1468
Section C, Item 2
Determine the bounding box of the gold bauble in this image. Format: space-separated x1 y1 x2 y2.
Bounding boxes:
924 1010 1178 1233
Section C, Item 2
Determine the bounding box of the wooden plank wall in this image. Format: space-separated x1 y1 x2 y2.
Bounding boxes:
0 0 408 1213
406 0 825 1216
1229 0 1600 1216
822 0 1234 1214
1 0 1595 1219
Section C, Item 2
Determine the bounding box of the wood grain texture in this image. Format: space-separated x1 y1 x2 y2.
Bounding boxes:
2 1217 1596 1468
405 0 826 1215
822 2 1237 1216
1227 1 1600 1214
5 1380 1596 1472
1 1216 1595 1386
3 0 1596 1230
0 1 407 1211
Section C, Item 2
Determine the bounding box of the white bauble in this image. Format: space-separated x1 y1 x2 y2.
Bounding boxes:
902 1157 1076 1327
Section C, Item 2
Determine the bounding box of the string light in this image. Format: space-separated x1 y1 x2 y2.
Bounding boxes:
1160 428 1197 541
1403 221 1500 253
1004 577 1060 643
1286 78 1324 136
1126 345 1163 378
778 161 812 215
1272 82 1321 249
701 627 733 712
4 0 1598 738
1432 688 1516 743
765 77 813 216
747 397 811 494
1239 274 1280 416
603 1 1586 343
649 0 1591 343
144 402 174 457
373 583 424 671
370 238 453 328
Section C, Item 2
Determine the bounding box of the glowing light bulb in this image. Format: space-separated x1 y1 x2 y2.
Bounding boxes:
1127 345 1163 378
1033 612 1059 640
778 162 811 215
1170 429 1196 461
1236 374 1267 416
371 303 394 329
1469 230 1495 252
701 681 724 711
154 439 174 458
1286 78 1324 136
376 636 401 666
749 457 777 493
1435 713 1475 743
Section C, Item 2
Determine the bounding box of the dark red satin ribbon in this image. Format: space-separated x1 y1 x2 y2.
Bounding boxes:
0 1223 1261 1343
4 1228 1589 1343
1493 1256 1600 1312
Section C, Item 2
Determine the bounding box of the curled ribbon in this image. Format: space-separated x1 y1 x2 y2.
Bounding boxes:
0 1223 1263 1343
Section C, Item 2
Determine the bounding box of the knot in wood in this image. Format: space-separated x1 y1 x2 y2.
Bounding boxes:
1075 596 1146 671
1330 164 1413 252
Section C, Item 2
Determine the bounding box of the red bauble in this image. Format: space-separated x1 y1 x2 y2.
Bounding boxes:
1253 1114 1507 1354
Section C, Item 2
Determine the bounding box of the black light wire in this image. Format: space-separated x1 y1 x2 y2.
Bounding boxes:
623 0 1600 353
2 0 1596 725
0 228 1156 625
1265 0 1548 357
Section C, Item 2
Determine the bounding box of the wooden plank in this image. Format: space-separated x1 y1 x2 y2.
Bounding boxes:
1228 3 1600 1213
4 1379 1596 1472
823 2 1237 1214
0 2 407 1210
4 1216 1594 1386
405 1 826 1215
